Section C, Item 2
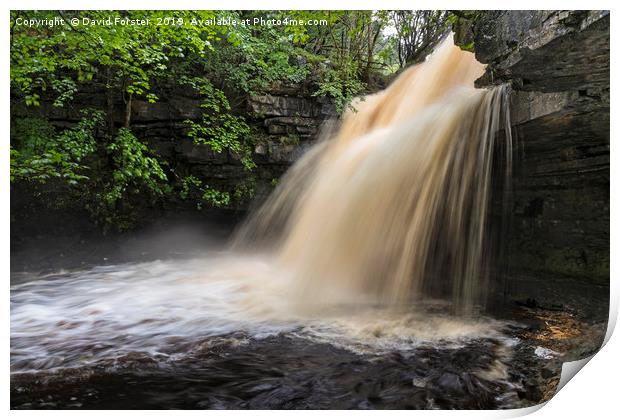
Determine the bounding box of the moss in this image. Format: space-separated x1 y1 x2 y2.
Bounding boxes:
280 134 300 146
545 249 608 281
460 41 475 52
510 246 609 284
450 11 483 52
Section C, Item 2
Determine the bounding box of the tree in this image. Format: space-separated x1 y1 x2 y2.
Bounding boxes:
390 11 449 67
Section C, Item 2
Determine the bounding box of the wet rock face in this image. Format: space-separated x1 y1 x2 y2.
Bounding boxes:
14 83 336 211
248 94 336 165
248 94 335 119
137 92 334 205
470 11 609 287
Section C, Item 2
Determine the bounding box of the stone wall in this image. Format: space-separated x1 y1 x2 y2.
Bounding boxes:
461 11 610 289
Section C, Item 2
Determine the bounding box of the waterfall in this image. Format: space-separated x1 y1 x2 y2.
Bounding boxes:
10 34 515 382
234 35 513 314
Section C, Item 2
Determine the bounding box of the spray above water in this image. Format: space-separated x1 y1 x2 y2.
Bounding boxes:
235 35 513 314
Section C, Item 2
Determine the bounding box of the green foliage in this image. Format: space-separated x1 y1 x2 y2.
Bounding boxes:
446 11 483 25
180 175 230 208
179 174 257 209
181 76 255 171
87 128 168 230
233 176 257 202
459 42 475 52
105 128 167 203
201 11 312 97
10 10 220 108
10 10 450 231
9 10 226 229
201 10 397 112
201 188 231 208
51 78 78 107
447 11 483 53
313 64 366 113
10 110 104 184
281 10 391 111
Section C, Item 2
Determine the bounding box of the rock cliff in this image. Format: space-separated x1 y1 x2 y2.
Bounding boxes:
460 11 609 296
14 83 336 211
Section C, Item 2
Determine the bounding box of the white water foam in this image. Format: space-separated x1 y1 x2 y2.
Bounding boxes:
11 256 513 374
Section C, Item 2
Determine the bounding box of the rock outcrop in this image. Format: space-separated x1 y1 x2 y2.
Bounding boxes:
461 11 609 292
248 94 335 165
15 83 336 210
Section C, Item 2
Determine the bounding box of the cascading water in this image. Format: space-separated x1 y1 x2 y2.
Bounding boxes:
234 34 513 314
11 35 523 409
